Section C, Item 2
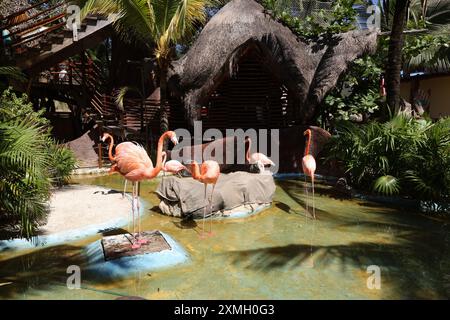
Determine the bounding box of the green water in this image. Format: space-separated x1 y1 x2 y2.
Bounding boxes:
1 175 450 299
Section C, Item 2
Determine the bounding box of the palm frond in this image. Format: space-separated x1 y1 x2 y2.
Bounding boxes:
373 175 401 195
0 66 27 82
114 86 142 111
155 0 209 59
82 0 154 44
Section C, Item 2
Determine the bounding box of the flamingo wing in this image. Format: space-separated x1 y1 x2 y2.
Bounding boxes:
115 141 137 154
302 154 316 176
115 144 153 175
201 160 220 183
165 160 186 173
124 167 148 182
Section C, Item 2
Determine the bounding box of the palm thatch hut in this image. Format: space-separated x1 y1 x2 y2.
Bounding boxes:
168 0 378 130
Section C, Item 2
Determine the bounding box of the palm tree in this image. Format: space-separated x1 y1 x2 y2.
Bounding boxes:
82 0 211 134
382 0 450 109
385 0 410 111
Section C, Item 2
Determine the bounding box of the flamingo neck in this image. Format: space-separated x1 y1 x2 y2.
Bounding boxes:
305 132 312 156
246 137 251 162
161 152 167 168
155 132 172 171
105 134 114 161
190 161 202 180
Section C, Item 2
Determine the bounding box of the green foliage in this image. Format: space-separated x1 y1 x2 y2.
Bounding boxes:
326 115 450 203
262 0 359 40
0 67 27 93
373 175 401 195
403 33 450 73
82 0 211 61
0 67 27 82
0 89 77 238
48 144 78 187
322 54 385 125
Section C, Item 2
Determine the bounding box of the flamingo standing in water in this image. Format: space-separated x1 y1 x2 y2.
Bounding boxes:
245 137 275 171
103 131 178 249
187 160 220 237
302 129 316 219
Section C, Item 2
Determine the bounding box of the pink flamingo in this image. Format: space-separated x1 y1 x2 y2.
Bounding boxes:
302 129 316 219
245 137 275 167
161 151 187 176
187 160 220 237
102 133 134 198
102 131 178 249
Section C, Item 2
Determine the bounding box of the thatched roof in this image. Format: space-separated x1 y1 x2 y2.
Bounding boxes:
169 0 378 124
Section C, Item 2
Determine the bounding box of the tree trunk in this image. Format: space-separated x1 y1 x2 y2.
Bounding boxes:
159 60 169 134
385 0 409 112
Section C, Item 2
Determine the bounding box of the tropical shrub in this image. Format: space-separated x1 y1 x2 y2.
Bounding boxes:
326 114 450 203
262 0 359 40
48 144 78 187
0 89 77 238
321 54 385 126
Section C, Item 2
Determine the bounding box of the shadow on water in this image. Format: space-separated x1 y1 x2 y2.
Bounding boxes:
99 228 130 237
227 240 450 299
2 175 450 299
0 245 88 299
276 180 331 219
264 179 450 298
172 218 198 230
0 243 147 299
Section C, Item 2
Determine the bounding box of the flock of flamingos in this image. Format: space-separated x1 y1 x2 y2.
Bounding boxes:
101 129 316 249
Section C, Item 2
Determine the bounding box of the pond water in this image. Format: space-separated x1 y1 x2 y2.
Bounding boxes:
1 174 449 299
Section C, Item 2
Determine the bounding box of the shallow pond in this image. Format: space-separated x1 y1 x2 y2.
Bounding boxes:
1 174 450 299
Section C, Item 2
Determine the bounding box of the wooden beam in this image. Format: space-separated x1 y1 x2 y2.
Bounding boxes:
11 13 65 39
12 21 65 47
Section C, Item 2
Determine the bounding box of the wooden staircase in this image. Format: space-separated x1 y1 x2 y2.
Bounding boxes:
2 1 170 160
1 0 116 75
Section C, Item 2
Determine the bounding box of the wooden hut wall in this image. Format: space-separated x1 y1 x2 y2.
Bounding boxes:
200 49 298 131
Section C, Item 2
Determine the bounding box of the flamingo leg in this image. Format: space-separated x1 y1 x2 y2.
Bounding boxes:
311 175 316 219
123 179 127 198
201 183 207 238
137 182 148 245
208 184 215 235
131 182 140 249
131 182 135 234
304 175 309 216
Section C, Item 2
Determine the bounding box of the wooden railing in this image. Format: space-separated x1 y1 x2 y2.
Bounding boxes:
1 0 67 57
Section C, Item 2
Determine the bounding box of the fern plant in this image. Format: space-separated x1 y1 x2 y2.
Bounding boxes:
326 114 449 202
0 119 51 237
0 89 77 238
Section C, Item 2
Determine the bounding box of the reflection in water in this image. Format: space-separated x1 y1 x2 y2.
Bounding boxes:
0 175 449 299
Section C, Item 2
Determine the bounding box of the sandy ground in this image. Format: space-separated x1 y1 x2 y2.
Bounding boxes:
40 185 132 235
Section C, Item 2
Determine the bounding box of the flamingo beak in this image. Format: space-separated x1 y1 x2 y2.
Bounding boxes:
171 135 179 145
100 136 105 142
